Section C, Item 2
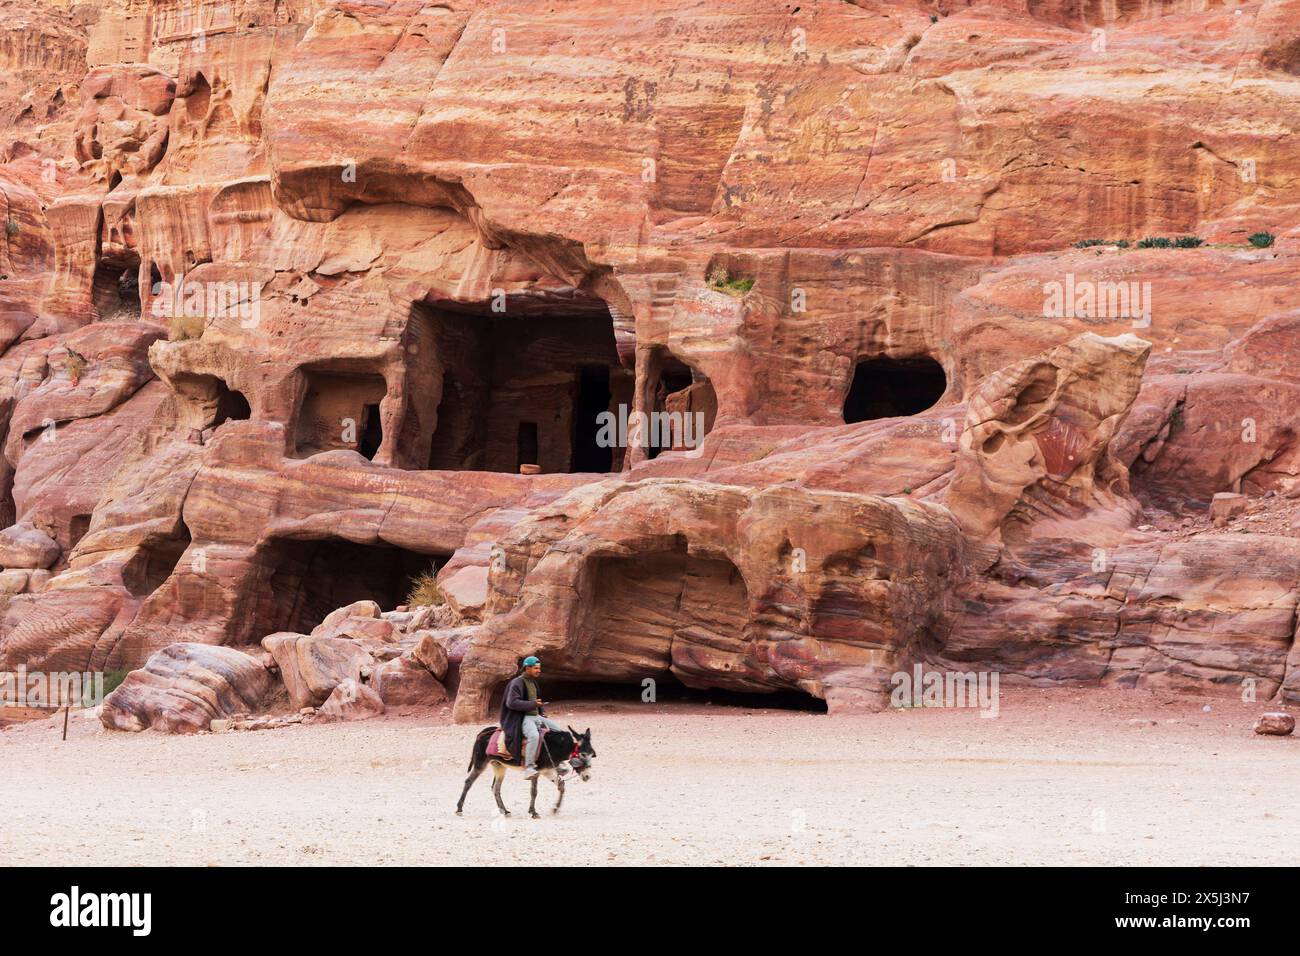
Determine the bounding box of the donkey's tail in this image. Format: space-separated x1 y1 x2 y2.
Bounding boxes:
469 725 497 771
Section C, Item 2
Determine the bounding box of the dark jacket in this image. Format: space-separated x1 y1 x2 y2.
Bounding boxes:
499 675 544 758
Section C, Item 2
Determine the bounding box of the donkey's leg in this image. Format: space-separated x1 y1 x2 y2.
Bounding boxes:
491 763 510 816
456 759 487 814
529 777 540 819
553 777 566 815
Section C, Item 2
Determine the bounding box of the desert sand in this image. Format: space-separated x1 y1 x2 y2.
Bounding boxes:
2 687 1296 867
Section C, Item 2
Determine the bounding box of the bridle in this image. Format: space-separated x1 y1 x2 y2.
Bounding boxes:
554 735 591 776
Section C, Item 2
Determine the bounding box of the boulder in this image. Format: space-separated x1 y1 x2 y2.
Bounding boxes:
0 523 59 570
100 643 275 734
318 600 381 627
0 569 30 597
261 632 374 709
1211 493 1249 527
369 656 448 706
411 632 450 680
318 679 384 721
1253 712 1295 736
311 613 396 644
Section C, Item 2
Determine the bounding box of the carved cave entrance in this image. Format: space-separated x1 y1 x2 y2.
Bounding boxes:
123 521 193 598
172 372 251 436
645 349 717 460
293 368 387 460
92 258 141 321
413 300 634 474
843 355 946 423
256 537 447 636
528 539 825 711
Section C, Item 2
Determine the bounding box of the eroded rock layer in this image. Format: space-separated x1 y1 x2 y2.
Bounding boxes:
0 0 1297 723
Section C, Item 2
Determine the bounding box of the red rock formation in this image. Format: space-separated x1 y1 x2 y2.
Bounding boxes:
0 0 1296 726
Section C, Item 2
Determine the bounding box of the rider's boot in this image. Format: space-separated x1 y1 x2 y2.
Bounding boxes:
523 765 540 780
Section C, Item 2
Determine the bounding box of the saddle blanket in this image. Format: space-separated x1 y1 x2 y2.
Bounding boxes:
487 729 512 758
487 725 551 761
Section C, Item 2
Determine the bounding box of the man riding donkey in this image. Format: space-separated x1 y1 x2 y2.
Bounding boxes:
458 654 595 817
500 655 569 779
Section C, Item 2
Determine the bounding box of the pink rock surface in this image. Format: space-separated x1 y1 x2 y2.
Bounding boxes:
0 0 1297 722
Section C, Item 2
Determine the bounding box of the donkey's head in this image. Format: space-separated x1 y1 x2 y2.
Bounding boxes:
567 726 596 781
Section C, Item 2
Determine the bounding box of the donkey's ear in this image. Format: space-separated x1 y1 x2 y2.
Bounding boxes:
568 724 579 737
585 727 591 737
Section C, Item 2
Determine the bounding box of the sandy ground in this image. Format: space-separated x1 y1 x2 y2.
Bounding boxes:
2 687 1297 866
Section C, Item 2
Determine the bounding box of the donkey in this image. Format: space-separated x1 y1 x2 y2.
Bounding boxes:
456 725 596 818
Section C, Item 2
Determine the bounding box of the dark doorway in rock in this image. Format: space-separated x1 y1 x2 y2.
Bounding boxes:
293 368 388 459
359 403 383 460
123 522 192 597
843 355 946 423
516 421 538 470
411 298 633 474
68 513 92 551
570 365 612 473
257 537 447 636
0 466 15 529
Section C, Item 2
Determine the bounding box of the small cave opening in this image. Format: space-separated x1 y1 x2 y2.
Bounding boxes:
255 537 447 636
293 368 388 460
186 72 212 121
122 523 192 598
411 298 633 474
216 385 252 426
51 513 95 573
646 349 716 459
843 355 947 423
91 260 141 320
171 373 252 434
68 513 92 551
0 467 15 530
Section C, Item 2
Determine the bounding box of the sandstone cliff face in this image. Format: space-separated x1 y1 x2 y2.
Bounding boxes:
1 0 1299 722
